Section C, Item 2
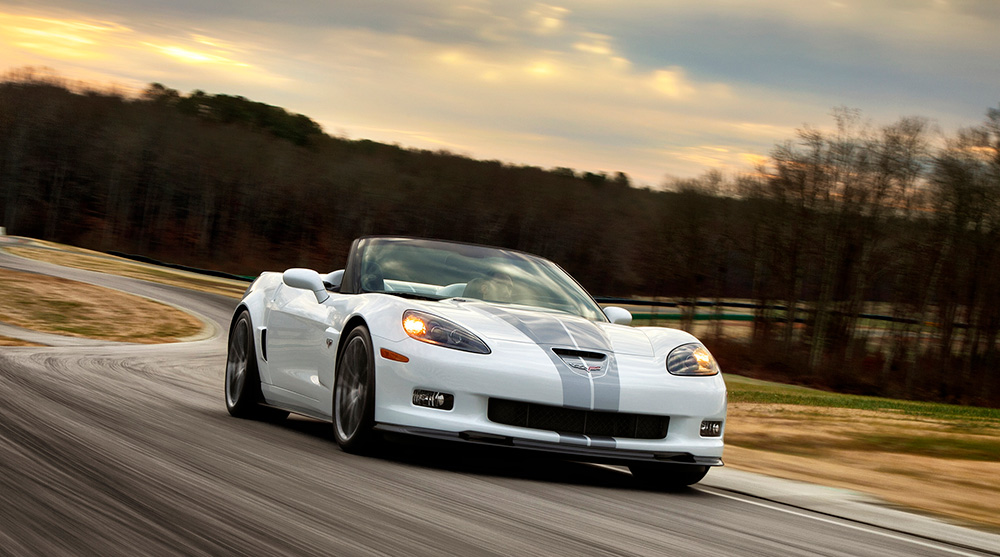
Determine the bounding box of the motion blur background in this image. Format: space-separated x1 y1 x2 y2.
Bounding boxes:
2 1 1000 407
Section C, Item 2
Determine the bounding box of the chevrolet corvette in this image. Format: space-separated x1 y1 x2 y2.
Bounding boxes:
225 236 726 487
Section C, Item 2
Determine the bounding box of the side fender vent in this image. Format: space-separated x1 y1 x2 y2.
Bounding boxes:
260 328 268 361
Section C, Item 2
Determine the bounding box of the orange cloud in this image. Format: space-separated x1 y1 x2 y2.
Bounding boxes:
144 43 250 67
0 12 129 59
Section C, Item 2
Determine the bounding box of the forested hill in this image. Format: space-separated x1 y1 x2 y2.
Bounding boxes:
2 73 1000 405
0 76 645 293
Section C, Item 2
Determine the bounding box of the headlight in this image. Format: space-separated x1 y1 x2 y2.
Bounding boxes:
402 310 491 354
666 343 720 376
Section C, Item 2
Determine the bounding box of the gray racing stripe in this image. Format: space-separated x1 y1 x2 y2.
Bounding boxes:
559 319 613 351
588 436 616 449
505 311 578 345
557 434 617 449
560 315 620 412
471 305 623 415
473 306 591 409
591 355 620 412
558 433 589 446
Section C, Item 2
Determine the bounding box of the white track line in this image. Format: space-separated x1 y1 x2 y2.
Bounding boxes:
589 465 988 556
699 487 988 557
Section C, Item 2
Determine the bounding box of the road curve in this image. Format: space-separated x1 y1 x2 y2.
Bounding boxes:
0 246 996 556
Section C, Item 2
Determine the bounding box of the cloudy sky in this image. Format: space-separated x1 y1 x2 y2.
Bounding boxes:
1 1 998 186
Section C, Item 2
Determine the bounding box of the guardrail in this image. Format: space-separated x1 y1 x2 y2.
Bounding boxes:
107 251 257 282
593 297 960 328
100 250 950 328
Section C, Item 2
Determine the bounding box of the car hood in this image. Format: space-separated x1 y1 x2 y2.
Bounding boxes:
428 299 656 357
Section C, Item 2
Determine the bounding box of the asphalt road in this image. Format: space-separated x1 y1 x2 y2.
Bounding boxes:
1 246 997 556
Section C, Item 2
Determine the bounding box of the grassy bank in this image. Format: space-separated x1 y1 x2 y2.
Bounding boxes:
0 267 206 344
725 374 1000 529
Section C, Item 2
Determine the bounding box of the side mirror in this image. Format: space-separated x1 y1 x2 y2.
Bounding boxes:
282 268 329 303
323 270 344 291
604 306 632 325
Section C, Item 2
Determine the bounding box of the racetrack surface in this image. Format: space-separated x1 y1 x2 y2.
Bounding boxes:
1 247 997 556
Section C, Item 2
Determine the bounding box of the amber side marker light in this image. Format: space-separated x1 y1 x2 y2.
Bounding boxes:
380 348 410 363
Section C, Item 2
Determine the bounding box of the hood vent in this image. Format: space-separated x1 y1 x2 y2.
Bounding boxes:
552 348 606 360
552 348 608 377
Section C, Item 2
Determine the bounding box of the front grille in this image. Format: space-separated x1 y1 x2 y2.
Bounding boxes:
487 398 668 440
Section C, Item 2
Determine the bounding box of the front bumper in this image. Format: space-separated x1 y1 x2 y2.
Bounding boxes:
373 334 727 463
375 423 724 466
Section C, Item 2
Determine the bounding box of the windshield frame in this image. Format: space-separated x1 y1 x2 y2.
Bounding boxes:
345 236 608 322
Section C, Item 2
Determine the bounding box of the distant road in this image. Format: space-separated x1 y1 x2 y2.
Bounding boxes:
1 247 997 556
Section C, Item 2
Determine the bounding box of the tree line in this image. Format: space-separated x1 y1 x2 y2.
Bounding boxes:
1 68 998 406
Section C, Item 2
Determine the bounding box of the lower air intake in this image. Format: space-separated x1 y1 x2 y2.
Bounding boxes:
487 398 668 440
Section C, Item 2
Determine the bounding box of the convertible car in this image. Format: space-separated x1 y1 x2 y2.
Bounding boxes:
225 236 726 487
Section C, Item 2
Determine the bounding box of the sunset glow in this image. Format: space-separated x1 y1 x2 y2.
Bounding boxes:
150 44 250 67
1 1 997 186
1 13 127 59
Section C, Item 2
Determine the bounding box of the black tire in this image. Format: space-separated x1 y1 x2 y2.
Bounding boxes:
225 311 287 421
333 325 378 453
628 463 710 489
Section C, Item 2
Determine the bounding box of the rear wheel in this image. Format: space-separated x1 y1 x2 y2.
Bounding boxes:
333 325 378 453
225 311 287 421
628 463 709 489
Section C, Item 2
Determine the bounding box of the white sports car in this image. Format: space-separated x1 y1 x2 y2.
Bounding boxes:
225 236 726 487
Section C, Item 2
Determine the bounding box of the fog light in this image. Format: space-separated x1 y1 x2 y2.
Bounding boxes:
412 389 454 410
700 420 722 437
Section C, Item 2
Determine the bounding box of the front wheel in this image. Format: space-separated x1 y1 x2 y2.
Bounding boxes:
628 463 710 489
225 311 287 421
333 325 378 453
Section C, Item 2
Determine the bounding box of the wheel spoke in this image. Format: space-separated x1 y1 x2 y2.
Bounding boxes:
232 370 245 399
336 335 370 441
226 320 250 405
341 397 358 432
233 335 245 361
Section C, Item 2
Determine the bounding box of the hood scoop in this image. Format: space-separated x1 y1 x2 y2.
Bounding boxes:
552 348 608 378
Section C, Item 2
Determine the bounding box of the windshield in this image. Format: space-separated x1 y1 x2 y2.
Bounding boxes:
358 237 607 322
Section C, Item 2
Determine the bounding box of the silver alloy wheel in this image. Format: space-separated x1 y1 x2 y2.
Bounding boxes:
335 335 369 441
226 317 249 408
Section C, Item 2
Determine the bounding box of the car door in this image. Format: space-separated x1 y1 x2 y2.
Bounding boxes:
264 282 336 415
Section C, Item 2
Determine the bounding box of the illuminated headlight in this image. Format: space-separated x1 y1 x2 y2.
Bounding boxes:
666 343 720 376
402 310 491 354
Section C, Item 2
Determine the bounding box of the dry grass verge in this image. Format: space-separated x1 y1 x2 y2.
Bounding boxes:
6 244 246 299
0 334 44 347
0 268 205 343
725 376 1000 530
